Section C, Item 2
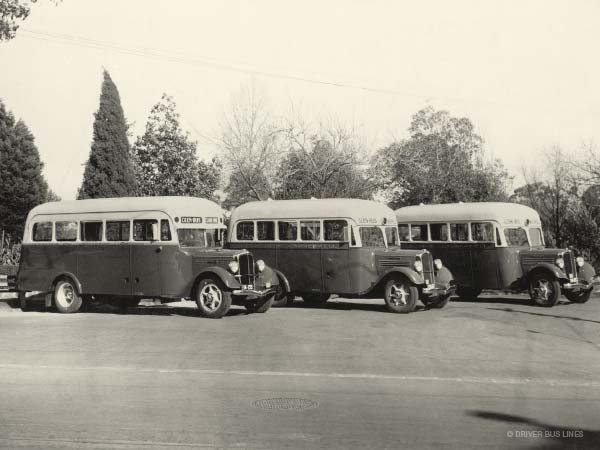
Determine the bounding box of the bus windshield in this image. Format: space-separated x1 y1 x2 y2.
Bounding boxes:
177 228 221 248
503 228 529 247
360 227 386 247
385 226 400 247
528 227 544 247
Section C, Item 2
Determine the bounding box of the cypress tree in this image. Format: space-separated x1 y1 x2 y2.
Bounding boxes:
0 99 49 240
78 70 137 199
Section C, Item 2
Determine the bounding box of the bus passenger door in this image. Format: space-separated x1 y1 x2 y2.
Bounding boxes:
321 242 350 294
130 220 161 296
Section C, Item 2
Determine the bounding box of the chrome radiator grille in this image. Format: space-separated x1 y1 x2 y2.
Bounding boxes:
421 252 435 284
563 251 576 279
237 253 255 285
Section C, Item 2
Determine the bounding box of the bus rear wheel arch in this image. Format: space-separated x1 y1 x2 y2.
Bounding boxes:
383 276 418 314
53 277 83 314
195 277 232 318
528 271 560 307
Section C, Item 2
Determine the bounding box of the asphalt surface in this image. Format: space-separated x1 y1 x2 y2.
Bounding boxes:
0 294 599 450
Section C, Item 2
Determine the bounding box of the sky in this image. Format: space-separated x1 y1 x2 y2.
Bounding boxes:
1 0 600 200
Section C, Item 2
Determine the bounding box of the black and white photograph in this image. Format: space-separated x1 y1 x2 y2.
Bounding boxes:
1 1 599 449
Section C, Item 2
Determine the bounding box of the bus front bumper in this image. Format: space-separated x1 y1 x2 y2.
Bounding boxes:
422 282 456 298
232 281 280 301
562 278 596 293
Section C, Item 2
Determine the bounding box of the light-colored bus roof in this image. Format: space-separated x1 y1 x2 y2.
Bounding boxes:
230 198 398 225
28 196 224 220
395 202 541 224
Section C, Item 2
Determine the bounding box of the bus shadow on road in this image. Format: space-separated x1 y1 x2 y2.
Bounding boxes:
451 295 536 306
467 410 599 450
8 299 249 318
486 306 600 325
285 299 430 313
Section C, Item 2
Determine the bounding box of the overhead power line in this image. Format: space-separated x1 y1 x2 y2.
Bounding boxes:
18 28 445 101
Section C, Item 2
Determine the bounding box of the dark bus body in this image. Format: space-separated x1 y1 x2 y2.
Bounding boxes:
17 196 279 318
227 199 455 313
395 202 596 306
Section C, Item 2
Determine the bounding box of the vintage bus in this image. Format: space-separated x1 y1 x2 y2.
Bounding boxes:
395 202 596 306
227 199 455 313
17 197 279 318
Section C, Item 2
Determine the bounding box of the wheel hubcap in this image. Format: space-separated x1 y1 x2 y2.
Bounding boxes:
200 284 222 311
534 280 551 301
390 283 408 306
57 284 74 306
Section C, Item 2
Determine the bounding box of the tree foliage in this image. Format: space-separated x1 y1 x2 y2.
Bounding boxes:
132 94 221 199
0 0 60 41
78 70 137 199
0 99 50 240
276 121 373 199
372 106 511 208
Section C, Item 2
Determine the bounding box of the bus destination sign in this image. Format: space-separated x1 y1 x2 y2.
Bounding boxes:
180 217 203 224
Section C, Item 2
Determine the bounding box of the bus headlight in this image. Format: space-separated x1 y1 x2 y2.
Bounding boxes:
256 259 266 272
576 256 585 267
413 260 423 273
434 259 443 270
555 258 564 269
228 261 239 273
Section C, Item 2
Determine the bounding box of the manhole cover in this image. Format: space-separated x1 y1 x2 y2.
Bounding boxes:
253 398 318 411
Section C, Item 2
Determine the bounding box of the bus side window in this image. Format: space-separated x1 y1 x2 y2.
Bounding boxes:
81 221 103 242
430 223 448 241
471 222 494 241
398 224 410 241
133 220 158 241
300 221 321 241
55 221 77 241
324 220 347 241
450 223 469 241
257 221 274 240
32 222 53 242
160 219 172 241
411 224 428 241
278 221 298 241
236 221 255 241
106 221 130 241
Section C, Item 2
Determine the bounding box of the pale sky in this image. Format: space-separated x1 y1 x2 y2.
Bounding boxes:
1 0 600 200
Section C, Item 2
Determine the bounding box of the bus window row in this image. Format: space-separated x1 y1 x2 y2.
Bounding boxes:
31 219 172 243
398 222 544 247
235 219 349 242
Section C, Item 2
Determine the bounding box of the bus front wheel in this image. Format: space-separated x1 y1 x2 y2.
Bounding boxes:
384 278 417 313
195 278 232 318
565 290 592 304
529 273 560 307
245 294 275 314
54 279 83 314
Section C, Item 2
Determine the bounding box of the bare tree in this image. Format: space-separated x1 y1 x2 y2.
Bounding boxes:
217 83 284 207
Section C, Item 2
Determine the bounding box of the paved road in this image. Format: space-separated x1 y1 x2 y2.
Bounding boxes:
0 294 599 450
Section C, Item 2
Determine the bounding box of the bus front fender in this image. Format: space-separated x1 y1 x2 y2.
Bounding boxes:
272 269 290 293
378 267 425 286
526 263 566 281
195 267 240 290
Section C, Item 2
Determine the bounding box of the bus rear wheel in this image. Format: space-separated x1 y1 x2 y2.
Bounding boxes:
384 278 417 313
54 279 83 314
302 294 330 307
565 290 592 304
245 294 275 314
195 278 232 318
529 272 560 307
